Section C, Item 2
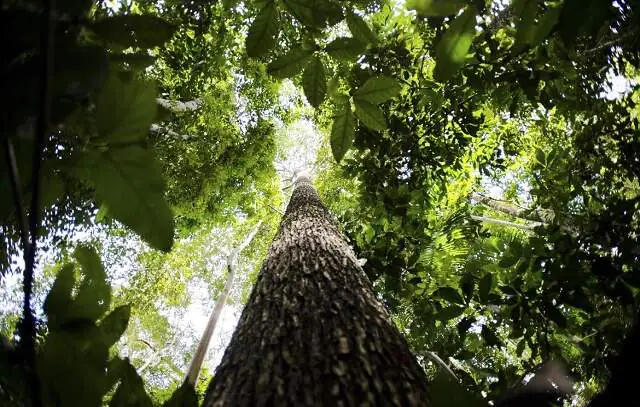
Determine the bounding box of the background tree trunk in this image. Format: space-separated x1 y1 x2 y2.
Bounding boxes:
202 176 429 406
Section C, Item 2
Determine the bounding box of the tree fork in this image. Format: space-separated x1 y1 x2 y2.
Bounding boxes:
203 176 429 406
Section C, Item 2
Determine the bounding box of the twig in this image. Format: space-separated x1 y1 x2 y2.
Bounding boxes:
268 204 284 216
2 138 30 253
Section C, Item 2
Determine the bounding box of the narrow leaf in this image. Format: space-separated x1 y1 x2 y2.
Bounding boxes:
302 57 327 108
245 1 280 58
434 6 477 82
354 99 386 131
330 99 355 162
346 11 376 44
267 47 313 78
478 274 492 303
43 264 75 327
436 306 465 321
406 0 468 16
354 76 402 104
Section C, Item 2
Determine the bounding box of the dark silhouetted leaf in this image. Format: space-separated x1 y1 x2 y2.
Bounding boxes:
302 57 327 108
90 15 176 49
267 47 313 78
331 98 355 162
354 76 402 104
245 1 280 57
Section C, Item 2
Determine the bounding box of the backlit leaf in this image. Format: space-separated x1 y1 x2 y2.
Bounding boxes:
354 99 386 131
434 6 477 81
330 99 355 162
354 76 402 104
267 47 313 78
325 37 366 60
302 57 327 108
406 0 468 16
346 11 376 44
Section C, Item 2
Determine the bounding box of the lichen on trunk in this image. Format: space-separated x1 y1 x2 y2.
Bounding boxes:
203 176 429 406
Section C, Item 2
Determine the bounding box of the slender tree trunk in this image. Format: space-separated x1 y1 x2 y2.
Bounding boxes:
202 176 429 406
184 220 263 385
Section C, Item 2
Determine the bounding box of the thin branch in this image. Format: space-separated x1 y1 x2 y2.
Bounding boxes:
471 215 541 231
268 204 284 216
2 138 30 252
184 220 263 385
425 351 458 381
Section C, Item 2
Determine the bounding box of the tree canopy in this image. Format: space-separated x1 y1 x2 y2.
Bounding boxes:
1 0 640 406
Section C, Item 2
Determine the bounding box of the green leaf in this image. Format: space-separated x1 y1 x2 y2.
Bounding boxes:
95 72 157 144
481 325 501 347
429 369 487 407
325 37 366 60
535 148 546 164
434 287 465 304
330 99 355 162
433 6 477 82
73 245 111 322
436 305 465 321
283 0 341 27
100 305 131 348
406 0 468 16
267 47 313 78
43 264 75 327
90 15 176 49
163 383 198 407
346 11 376 44
354 99 386 131
531 3 562 46
513 0 538 50
354 76 402 104
110 358 153 407
478 274 493 304
80 146 174 251
246 1 280 58
460 272 474 300
302 57 327 108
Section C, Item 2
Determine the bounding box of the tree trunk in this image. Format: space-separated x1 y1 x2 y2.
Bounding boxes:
202 176 429 406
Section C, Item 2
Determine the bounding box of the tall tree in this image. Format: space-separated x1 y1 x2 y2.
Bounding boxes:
203 174 429 406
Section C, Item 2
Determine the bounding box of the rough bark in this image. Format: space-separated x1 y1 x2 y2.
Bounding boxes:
202 176 429 406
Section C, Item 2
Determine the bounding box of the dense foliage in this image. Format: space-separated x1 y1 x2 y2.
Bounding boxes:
1 0 640 405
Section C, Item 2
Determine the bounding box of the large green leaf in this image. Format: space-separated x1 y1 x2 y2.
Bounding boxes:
245 1 280 58
43 264 75 327
433 6 477 81
110 358 153 407
406 0 468 16
346 11 376 44
283 0 341 28
325 37 366 60
436 305 465 321
267 47 313 78
531 3 562 46
90 15 176 49
354 99 386 131
513 0 538 51
478 274 493 304
353 76 402 104
330 99 355 162
429 369 487 407
100 305 131 348
95 72 157 144
80 146 174 251
73 245 111 322
163 383 198 407
434 286 465 304
109 52 156 71
302 57 327 108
